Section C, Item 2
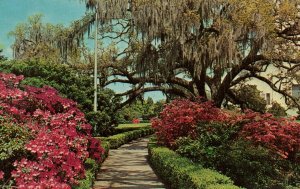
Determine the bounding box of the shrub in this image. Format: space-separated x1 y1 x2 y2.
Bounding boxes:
0 60 122 136
0 120 31 181
154 99 300 188
100 127 154 149
0 72 104 188
175 112 300 188
75 158 99 189
267 101 287 117
112 125 151 135
132 118 140 124
151 98 228 147
148 142 240 189
239 110 300 161
215 140 292 189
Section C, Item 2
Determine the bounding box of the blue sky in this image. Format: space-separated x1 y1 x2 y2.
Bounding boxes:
0 0 86 57
0 0 165 101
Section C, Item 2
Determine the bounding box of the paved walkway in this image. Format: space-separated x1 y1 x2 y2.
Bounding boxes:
93 138 166 189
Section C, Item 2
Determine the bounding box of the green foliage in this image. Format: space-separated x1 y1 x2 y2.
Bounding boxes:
175 121 300 189
117 98 165 122
148 142 240 189
86 110 116 137
9 14 85 63
175 137 204 163
268 102 287 117
206 185 243 189
86 88 121 136
232 84 267 113
99 127 153 149
215 141 282 189
75 158 99 189
0 119 31 178
0 49 7 62
0 60 93 110
112 125 151 135
99 141 110 161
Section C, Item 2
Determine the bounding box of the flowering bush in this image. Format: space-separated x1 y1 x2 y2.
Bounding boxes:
132 118 140 124
0 73 104 188
239 110 300 161
151 99 228 147
153 99 300 188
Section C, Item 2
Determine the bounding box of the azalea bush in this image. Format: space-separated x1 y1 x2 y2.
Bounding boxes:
151 98 228 147
0 60 122 136
0 72 104 188
153 99 300 188
239 111 300 161
132 118 140 124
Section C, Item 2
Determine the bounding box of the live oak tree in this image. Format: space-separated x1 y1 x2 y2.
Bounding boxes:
76 0 300 110
10 1 300 110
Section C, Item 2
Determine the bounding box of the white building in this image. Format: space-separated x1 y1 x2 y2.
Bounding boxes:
245 67 300 116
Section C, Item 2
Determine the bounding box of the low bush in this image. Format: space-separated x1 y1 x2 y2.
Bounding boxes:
174 113 300 188
111 125 151 135
0 120 32 181
267 102 287 117
239 111 300 160
99 128 154 149
154 99 300 188
0 60 122 136
148 142 240 189
151 98 228 147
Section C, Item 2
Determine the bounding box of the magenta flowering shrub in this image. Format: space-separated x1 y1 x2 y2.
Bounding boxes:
0 73 104 188
151 99 228 147
152 99 300 162
239 110 300 161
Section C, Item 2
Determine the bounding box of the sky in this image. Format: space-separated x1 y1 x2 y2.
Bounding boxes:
0 0 87 57
0 0 165 101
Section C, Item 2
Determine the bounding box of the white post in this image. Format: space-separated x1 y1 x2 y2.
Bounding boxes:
93 5 98 112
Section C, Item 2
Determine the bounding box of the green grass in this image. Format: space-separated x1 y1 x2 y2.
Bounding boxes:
117 123 151 128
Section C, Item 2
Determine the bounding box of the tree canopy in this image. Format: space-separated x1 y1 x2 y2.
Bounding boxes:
9 0 300 110
9 14 92 64
74 0 300 109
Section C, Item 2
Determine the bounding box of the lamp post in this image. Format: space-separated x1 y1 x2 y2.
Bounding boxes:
93 4 98 112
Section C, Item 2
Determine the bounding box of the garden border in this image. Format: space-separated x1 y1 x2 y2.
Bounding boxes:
147 140 241 189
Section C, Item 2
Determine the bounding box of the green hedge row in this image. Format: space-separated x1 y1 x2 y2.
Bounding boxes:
98 127 154 149
148 142 241 189
120 120 151 124
112 125 151 134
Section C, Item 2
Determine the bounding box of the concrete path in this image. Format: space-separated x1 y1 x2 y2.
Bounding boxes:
93 138 166 189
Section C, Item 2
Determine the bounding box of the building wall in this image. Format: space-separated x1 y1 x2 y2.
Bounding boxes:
245 66 298 116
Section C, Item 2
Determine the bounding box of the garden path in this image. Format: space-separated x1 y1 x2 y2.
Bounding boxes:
93 138 166 189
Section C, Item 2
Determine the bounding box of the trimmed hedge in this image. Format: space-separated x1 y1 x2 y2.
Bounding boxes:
148 142 241 189
98 127 154 149
112 125 151 134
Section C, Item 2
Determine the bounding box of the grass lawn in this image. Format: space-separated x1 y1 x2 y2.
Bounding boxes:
117 123 151 128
